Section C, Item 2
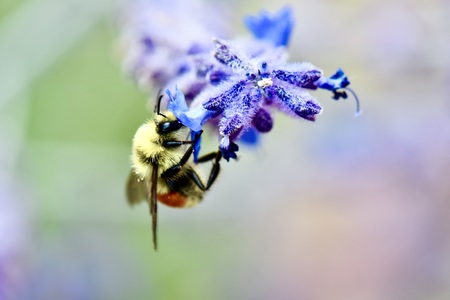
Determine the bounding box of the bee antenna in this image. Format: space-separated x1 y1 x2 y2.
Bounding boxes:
342 87 362 116
155 94 167 118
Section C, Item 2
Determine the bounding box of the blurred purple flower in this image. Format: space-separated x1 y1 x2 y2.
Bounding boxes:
244 6 294 47
119 0 230 90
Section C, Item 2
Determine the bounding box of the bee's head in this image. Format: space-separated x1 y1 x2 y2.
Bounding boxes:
153 94 185 134
154 111 184 134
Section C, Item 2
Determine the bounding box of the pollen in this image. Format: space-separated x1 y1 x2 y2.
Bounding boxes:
257 77 273 88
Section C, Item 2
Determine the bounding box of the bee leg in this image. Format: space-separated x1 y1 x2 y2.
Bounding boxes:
189 151 222 190
160 146 194 178
161 130 205 176
187 170 207 191
163 130 203 148
205 151 222 189
163 140 196 147
196 151 218 163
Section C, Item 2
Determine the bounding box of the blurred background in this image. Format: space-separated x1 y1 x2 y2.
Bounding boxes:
1 0 449 299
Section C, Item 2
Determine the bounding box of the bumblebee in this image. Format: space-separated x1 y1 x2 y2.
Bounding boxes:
126 95 221 250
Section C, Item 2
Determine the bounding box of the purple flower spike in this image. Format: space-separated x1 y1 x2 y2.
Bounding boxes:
244 7 294 47
121 3 360 164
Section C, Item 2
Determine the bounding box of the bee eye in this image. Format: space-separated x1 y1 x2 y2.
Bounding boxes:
159 120 183 133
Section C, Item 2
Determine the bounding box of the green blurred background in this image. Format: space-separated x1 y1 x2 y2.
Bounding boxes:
1 0 449 299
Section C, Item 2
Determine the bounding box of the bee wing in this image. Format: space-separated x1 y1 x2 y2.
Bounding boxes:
126 170 149 205
149 163 158 251
127 166 159 251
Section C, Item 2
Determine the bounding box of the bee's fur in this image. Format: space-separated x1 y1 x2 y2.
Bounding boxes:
131 111 206 206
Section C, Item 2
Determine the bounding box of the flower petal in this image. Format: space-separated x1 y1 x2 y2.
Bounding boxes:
181 106 213 132
167 87 212 131
244 7 294 47
167 86 188 113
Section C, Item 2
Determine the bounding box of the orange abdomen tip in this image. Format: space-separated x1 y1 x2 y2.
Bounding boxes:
157 192 188 208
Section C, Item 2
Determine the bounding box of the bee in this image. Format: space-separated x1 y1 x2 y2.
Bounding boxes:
126 95 222 250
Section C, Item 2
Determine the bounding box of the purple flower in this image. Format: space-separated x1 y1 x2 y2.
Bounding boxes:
244 7 294 47
186 38 323 157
